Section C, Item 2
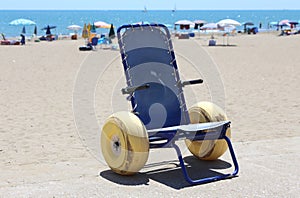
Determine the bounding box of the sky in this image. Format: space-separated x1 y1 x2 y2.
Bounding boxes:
1 0 300 10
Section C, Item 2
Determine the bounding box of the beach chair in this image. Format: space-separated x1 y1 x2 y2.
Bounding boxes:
98 37 112 49
91 37 99 50
101 24 239 185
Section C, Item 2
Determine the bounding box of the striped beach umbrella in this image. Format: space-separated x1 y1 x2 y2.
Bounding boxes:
94 21 111 29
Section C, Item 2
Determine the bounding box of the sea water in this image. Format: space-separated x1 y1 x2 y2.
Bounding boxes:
0 10 300 37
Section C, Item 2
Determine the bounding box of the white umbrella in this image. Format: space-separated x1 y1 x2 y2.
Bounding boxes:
67 25 82 39
279 19 289 26
200 23 220 30
67 25 82 31
216 19 241 46
174 20 194 32
9 18 36 35
9 18 36 26
217 19 241 27
94 21 111 28
174 20 194 26
194 20 207 25
200 23 222 42
67 25 82 34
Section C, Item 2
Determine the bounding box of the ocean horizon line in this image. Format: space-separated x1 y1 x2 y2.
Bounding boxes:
1 9 300 11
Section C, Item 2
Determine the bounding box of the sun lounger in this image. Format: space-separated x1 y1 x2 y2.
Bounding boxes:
0 40 20 45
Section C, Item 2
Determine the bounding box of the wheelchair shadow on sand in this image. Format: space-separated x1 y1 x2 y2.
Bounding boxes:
99 156 235 190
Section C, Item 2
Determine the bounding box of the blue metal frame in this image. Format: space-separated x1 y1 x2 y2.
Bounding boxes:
147 121 239 184
117 24 239 185
172 123 239 184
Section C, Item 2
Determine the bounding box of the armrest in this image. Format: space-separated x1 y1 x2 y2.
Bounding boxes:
121 83 150 95
181 79 203 87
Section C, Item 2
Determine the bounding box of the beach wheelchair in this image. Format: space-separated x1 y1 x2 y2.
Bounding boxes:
101 24 239 185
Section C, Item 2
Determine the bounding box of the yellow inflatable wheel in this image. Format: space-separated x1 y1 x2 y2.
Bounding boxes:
185 101 231 160
101 111 149 175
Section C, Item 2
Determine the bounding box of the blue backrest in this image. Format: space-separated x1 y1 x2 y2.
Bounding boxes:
118 24 189 130
91 37 98 46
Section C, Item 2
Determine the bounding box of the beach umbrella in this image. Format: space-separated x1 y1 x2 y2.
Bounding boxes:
82 23 89 39
217 19 241 27
87 23 91 32
279 20 298 26
194 20 207 24
1 33 6 40
34 25 37 35
273 20 290 30
41 25 57 30
9 18 36 26
289 21 298 25
217 19 241 46
108 24 115 39
175 20 194 30
46 26 51 35
94 21 111 28
194 20 207 29
22 26 26 34
200 23 221 30
43 25 51 35
67 24 82 33
174 20 194 26
46 26 51 34
289 21 298 28
279 19 289 26
9 18 36 36
221 25 237 45
224 25 236 32
41 25 56 35
270 21 289 30
87 23 92 37
90 23 96 33
242 22 254 33
242 22 254 26
200 23 223 40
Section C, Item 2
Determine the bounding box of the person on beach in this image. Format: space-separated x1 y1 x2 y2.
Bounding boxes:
20 34 25 45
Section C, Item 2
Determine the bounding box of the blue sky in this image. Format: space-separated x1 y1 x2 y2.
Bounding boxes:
1 0 300 10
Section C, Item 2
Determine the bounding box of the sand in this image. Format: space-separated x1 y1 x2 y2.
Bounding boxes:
0 32 299 197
